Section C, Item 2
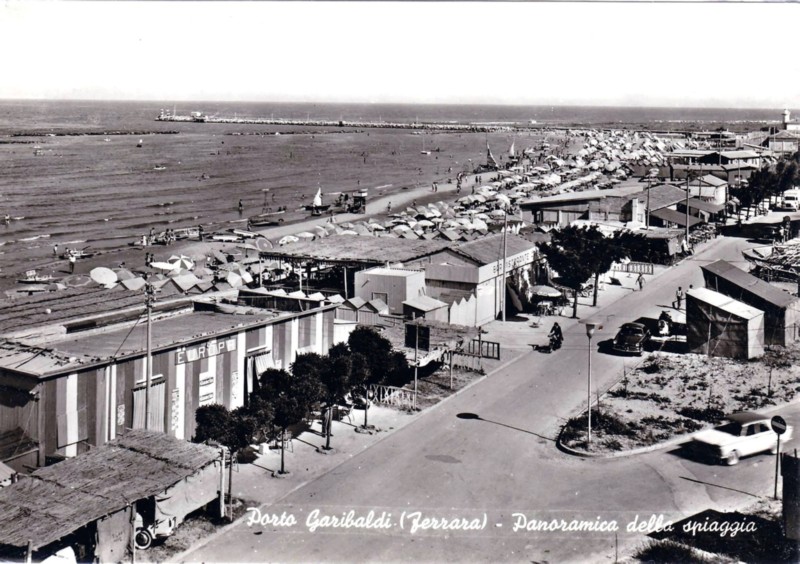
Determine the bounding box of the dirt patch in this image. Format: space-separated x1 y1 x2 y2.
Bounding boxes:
562 345 800 453
143 499 248 563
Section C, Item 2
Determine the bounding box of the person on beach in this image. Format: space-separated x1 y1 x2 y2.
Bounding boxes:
238 199 243 214
636 272 644 291
198 225 204 241
68 253 76 274
3 214 9 226
53 244 59 256
387 202 392 214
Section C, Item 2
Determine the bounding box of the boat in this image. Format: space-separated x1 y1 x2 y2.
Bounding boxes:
136 139 143 148
61 248 94 260
18 270 57 284
153 165 166 171
303 187 331 214
247 212 285 228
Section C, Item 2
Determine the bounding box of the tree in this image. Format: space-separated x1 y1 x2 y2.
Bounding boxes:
318 343 352 450
348 326 407 387
584 227 628 306
539 226 605 318
194 404 234 446
258 368 318 475
348 351 375 428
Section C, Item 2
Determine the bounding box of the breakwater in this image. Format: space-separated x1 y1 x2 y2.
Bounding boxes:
156 114 514 133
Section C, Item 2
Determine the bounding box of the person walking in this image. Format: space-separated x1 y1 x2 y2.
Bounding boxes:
68 253 76 274
636 272 645 291
387 202 392 214
238 199 244 214
53 244 59 256
674 286 684 309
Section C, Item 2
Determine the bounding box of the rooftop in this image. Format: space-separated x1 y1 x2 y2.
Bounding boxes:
450 233 534 266
687 287 763 320
701 260 798 309
0 430 219 551
262 235 449 264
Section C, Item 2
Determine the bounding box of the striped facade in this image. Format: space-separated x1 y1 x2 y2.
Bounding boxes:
0 305 339 472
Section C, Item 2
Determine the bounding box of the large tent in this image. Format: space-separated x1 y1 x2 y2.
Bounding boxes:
686 287 765 359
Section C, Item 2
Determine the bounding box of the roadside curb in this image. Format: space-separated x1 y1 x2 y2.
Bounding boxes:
174 348 530 562
556 376 800 460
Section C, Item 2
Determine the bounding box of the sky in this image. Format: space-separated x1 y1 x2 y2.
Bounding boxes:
1 1 798 108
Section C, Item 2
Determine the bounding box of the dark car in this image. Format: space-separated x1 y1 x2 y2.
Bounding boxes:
612 322 650 355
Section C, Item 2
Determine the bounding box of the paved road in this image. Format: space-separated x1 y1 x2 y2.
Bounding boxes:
186 235 795 563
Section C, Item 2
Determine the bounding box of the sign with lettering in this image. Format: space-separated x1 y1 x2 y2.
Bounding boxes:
198 372 216 406
170 388 181 431
175 338 237 365
116 404 125 427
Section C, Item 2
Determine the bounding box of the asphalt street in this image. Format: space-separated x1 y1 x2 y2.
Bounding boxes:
185 235 799 563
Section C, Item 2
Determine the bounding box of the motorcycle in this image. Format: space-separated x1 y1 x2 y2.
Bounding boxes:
547 332 563 352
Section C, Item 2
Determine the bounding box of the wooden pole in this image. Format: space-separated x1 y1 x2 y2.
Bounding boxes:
227 449 234 521
219 447 226 518
129 504 136 564
25 540 32 564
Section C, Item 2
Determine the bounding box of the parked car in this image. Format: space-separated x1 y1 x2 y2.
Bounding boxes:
612 322 650 355
690 412 792 466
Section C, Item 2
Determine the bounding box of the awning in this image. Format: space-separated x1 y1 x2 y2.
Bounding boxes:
253 352 275 374
650 208 703 228
688 198 724 214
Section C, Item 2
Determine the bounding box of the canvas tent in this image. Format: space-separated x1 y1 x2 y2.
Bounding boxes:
686 287 765 359
701 260 800 346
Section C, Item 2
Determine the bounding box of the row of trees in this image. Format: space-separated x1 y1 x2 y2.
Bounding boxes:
534 225 651 317
730 151 800 219
194 326 407 474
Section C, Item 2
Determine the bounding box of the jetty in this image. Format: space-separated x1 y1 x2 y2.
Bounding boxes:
156 111 514 133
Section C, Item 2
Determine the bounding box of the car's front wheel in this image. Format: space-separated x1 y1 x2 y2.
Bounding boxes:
725 450 740 466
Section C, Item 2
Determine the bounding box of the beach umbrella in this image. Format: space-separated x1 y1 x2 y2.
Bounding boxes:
392 224 411 234
296 231 316 240
150 261 176 271
112 268 136 281
530 285 562 298
120 277 147 291
169 255 195 270
46 282 67 292
416 219 435 228
254 237 273 252
278 235 299 246
193 266 214 278
490 209 507 218
90 267 118 286
166 268 188 278
370 223 386 231
314 226 328 237
226 271 244 287
338 229 359 236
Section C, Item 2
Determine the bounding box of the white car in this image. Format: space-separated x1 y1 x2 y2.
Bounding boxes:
690 411 792 466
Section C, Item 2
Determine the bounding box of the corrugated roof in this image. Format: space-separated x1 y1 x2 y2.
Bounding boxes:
696 174 727 187
688 198 725 214
403 295 448 312
687 287 763 320
451 233 533 266
701 260 798 308
0 430 219 550
629 183 688 211
650 208 703 228
262 235 449 264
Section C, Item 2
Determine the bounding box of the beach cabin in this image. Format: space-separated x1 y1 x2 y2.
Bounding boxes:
354 267 426 315
686 288 764 360
701 260 800 346
0 287 342 472
402 296 449 323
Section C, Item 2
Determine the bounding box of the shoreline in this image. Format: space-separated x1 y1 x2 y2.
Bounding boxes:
0 170 482 296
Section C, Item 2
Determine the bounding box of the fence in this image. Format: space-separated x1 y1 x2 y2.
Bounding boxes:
450 351 483 372
612 261 654 275
467 339 501 360
368 384 415 410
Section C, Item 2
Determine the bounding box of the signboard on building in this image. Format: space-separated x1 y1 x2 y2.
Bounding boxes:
176 338 237 365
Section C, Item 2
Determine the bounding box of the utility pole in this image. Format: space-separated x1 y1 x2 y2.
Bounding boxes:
501 211 508 322
413 321 419 411
145 281 154 430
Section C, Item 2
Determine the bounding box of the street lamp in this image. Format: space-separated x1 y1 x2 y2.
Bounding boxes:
579 318 603 446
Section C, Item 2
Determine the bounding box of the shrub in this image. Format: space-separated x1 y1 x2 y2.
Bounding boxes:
635 539 715 563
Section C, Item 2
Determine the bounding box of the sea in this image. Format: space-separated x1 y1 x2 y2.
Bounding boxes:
0 100 786 279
